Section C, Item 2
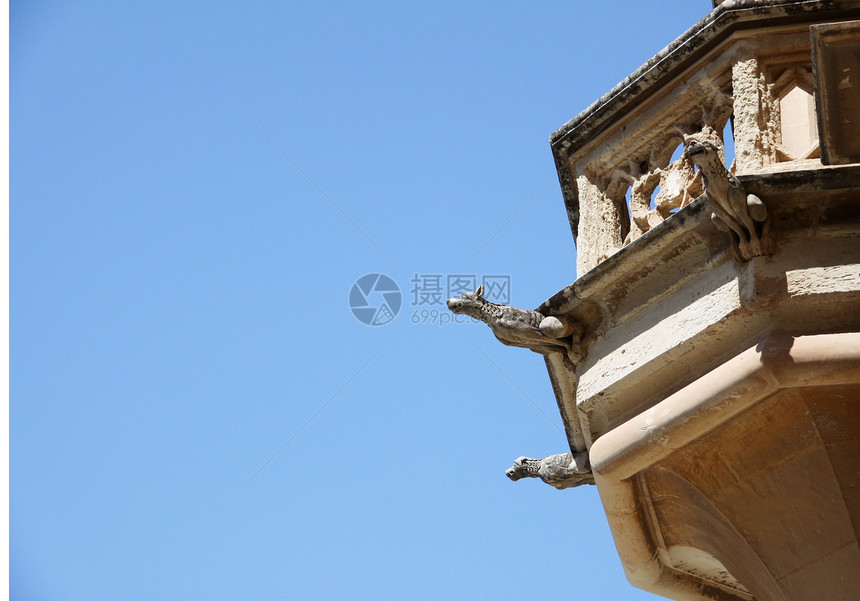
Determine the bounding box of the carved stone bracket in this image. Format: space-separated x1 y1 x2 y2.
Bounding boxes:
686 139 773 262
446 286 584 364
506 451 595 490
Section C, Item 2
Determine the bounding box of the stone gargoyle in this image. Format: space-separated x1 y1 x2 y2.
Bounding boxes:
446 285 583 364
506 451 595 490
685 139 772 262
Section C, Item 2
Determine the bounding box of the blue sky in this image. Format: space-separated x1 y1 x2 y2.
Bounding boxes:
13 2 710 599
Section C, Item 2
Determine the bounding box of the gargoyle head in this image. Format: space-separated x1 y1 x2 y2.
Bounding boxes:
684 139 722 171
446 285 485 318
506 456 540 481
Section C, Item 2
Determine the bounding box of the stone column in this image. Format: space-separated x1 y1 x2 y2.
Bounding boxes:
575 170 626 275
731 53 771 173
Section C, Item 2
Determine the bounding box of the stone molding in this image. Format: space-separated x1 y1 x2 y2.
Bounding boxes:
590 332 860 601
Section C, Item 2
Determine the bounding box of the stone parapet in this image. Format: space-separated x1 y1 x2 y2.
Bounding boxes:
550 0 860 275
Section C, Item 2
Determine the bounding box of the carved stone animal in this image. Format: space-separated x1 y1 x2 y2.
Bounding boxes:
506 451 595 490
685 139 772 262
446 286 583 363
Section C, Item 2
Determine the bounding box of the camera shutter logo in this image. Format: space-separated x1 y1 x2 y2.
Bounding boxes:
349 274 402 326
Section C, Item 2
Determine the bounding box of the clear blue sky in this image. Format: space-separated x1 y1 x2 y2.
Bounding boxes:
13 2 710 599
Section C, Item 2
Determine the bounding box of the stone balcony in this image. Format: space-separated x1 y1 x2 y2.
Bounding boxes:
551 0 860 275
536 2 860 600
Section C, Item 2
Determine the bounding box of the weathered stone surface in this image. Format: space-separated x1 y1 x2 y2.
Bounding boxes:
812 19 860 164
552 0 860 276
506 451 594 490
446 285 583 364
540 165 860 449
685 139 772 261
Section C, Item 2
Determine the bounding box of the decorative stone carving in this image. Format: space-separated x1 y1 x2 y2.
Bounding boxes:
506 451 595 490
622 146 704 245
446 286 583 363
591 89 735 252
685 139 772 262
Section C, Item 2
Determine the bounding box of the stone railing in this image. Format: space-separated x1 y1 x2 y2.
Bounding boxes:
550 0 858 275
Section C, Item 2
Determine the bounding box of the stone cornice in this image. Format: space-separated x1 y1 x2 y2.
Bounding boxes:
550 0 860 154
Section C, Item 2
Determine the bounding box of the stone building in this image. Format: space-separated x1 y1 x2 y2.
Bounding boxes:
448 1 860 599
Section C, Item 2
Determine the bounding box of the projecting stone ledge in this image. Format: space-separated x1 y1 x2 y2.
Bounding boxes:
589 332 860 601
